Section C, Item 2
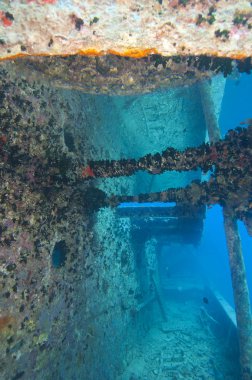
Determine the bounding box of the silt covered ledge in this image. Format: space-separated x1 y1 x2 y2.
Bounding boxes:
0 0 252 61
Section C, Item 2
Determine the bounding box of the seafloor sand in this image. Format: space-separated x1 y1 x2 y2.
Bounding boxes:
118 291 239 380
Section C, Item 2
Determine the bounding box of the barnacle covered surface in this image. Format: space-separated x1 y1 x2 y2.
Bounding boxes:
0 66 84 379
0 66 151 380
6 54 252 95
0 0 252 61
5 54 214 96
82 125 252 234
0 1 251 379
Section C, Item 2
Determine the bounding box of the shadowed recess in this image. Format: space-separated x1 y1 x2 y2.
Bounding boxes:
52 240 67 268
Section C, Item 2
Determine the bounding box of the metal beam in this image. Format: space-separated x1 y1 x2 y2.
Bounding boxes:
223 211 252 380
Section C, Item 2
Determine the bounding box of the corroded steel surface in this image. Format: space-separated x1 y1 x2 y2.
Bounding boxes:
85 125 252 232
0 66 146 380
0 0 252 61
5 54 217 95
3 54 249 95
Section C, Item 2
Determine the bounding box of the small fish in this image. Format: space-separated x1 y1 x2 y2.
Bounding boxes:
203 297 209 304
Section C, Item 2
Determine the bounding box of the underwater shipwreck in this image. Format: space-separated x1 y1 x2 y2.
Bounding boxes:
0 1 252 380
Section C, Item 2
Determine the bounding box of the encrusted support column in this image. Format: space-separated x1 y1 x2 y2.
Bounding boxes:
199 80 222 143
145 238 167 322
203 86 252 379
223 209 252 380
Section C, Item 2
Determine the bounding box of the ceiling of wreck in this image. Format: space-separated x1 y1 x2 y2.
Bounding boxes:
1 0 252 94
5 54 242 95
0 0 252 60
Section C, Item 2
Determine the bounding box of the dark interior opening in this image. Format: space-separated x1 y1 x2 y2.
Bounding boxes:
64 130 75 152
52 240 67 268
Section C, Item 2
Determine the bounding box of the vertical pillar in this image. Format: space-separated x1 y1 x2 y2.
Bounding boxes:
145 238 168 322
201 80 252 379
199 80 222 143
244 215 252 237
223 209 252 380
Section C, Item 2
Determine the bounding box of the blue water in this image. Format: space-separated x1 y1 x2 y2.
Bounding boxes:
198 204 252 308
116 74 252 379
117 74 252 361
195 74 252 308
220 74 252 134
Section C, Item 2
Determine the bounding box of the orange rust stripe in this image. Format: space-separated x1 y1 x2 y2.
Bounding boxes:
0 48 250 61
0 48 158 61
107 48 158 58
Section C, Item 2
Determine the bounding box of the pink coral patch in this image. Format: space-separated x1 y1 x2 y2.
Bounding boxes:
0 11 13 27
81 166 95 178
26 0 57 4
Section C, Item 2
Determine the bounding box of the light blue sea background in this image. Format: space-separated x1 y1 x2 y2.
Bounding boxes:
200 74 252 306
